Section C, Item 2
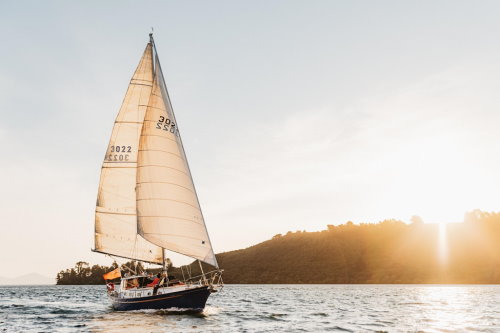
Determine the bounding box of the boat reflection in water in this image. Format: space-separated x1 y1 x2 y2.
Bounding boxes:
88 307 219 333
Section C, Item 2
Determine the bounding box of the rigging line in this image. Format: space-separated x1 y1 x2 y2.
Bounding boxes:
131 234 138 271
152 42 219 268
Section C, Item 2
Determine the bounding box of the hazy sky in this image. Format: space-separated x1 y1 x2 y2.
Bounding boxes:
1 0 500 278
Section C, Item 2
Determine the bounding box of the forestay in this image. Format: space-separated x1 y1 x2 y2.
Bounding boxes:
94 43 164 264
136 54 218 268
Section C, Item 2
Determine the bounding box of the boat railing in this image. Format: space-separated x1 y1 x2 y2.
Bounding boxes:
106 269 224 299
182 269 224 289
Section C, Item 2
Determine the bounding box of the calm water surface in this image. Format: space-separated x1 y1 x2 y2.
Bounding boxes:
0 285 499 332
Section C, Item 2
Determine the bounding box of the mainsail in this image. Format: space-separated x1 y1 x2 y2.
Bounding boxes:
95 36 218 268
94 42 163 264
136 52 218 268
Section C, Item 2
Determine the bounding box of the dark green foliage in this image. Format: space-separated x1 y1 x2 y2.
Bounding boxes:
57 261 119 285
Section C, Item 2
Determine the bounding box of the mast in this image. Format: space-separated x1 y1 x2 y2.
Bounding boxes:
150 33 155 76
162 248 166 271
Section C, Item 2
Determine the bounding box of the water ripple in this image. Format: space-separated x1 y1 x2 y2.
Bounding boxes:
0 285 499 332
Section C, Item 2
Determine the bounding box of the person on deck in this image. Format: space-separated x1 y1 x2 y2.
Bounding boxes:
147 273 161 287
125 278 139 289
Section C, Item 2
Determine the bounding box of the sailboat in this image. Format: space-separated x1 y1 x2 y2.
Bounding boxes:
93 33 223 311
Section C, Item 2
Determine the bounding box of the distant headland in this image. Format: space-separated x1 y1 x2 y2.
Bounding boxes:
0 273 54 285
57 209 500 285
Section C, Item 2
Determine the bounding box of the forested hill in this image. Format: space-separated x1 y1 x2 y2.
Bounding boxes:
217 210 500 284
57 210 500 284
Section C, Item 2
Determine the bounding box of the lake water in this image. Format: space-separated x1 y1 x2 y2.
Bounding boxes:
0 284 499 332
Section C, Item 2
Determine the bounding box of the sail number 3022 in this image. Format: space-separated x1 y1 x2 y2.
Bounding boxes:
156 116 179 137
105 145 131 162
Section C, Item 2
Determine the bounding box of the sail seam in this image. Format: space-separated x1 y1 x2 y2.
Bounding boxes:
142 232 208 242
137 181 193 192
96 210 131 218
137 165 188 175
98 189 135 201
137 198 200 209
139 133 177 143
128 82 153 87
91 249 162 265
96 211 135 216
131 78 152 83
138 149 182 159
131 78 151 81
144 106 167 111
137 216 202 224
103 162 136 164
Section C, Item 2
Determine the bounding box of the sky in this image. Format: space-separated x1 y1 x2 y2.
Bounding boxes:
1 0 500 278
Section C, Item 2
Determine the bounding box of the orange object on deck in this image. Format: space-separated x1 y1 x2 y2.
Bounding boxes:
146 277 160 287
103 268 121 280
